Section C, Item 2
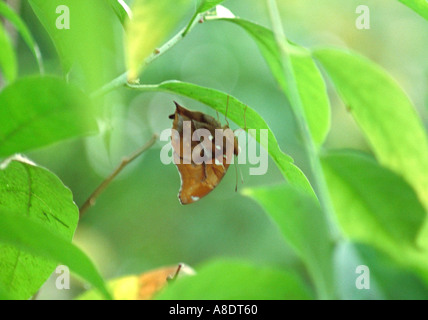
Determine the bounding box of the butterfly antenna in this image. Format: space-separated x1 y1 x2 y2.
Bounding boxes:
234 155 239 192
244 105 248 132
225 95 230 127
234 104 248 137
239 162 244 185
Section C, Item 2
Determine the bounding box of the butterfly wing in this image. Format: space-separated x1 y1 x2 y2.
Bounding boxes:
175 162 227 204
170 102 238 205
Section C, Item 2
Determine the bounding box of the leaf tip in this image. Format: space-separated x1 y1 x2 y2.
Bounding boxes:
0 154 36 170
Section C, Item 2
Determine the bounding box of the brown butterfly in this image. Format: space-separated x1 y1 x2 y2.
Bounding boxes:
169 101 239 204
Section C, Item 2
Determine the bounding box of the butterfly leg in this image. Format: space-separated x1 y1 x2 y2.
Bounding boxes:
167 263 183 282
225 95 230 127
244 105 248 132
202 162 208 181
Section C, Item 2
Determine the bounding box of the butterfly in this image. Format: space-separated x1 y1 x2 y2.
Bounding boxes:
169 101 239 204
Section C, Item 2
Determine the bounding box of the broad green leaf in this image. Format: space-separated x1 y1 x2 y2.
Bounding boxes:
29 0 116 90
108 0 131 27
216 18 330 147
354 243 428 299
243 184 334 299
323 151 428 285
125 0 193 80
0 210 111 300
0 22 17 83
0 286 14 300
335 241 428 300
128 80 315 196
314 48 428 247
322 151 425 248
0 1 43 72
0 76 97 157
0 156 78 299
398 0 428 21
156 259 313 300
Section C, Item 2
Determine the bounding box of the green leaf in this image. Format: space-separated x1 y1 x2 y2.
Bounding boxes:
323 151 428 286
77 275 140 300
128 80 315 196
0 22 17 83
0 286 14 300
322 151 425 250
108 0 131 27
29 0 116 90
0 210 111 300
0 1 43 72
125 0 193 80
156 259 313 300
334 241 383 300
335 241 428 300
197 0 226 13
0 75 97 157
354 243 428 299
217 18 330 147
314 48 428 247
397 0 428 21
243 184 334 299
314 48 428 210
0 156 78 299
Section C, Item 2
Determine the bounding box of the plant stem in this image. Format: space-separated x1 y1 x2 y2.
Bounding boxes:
79 134 158 218
182 12 202 37
91 12 204 99
266 0 339 299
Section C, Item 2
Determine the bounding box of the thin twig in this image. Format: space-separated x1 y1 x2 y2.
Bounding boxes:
79 134 158 218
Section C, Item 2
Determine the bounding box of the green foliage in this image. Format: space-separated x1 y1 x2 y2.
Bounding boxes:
220 18 331 146
314 48 428 249
314 49 428 211
398 0 428 21
0 76 97 157
322 151 428 284
335 242 428 299
0 210 111 300
0 0 427 300
0 22 16 83
157 259 313 300
0 286 14 300
0 157 79 299
197 0 226 13
0 1 42 72
125 0 193 80
108 0 131 27
244 185 334 299
29 0 116 90
322 151 425 248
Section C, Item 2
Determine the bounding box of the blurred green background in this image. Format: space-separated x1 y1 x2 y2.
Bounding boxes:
3 0 427 299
